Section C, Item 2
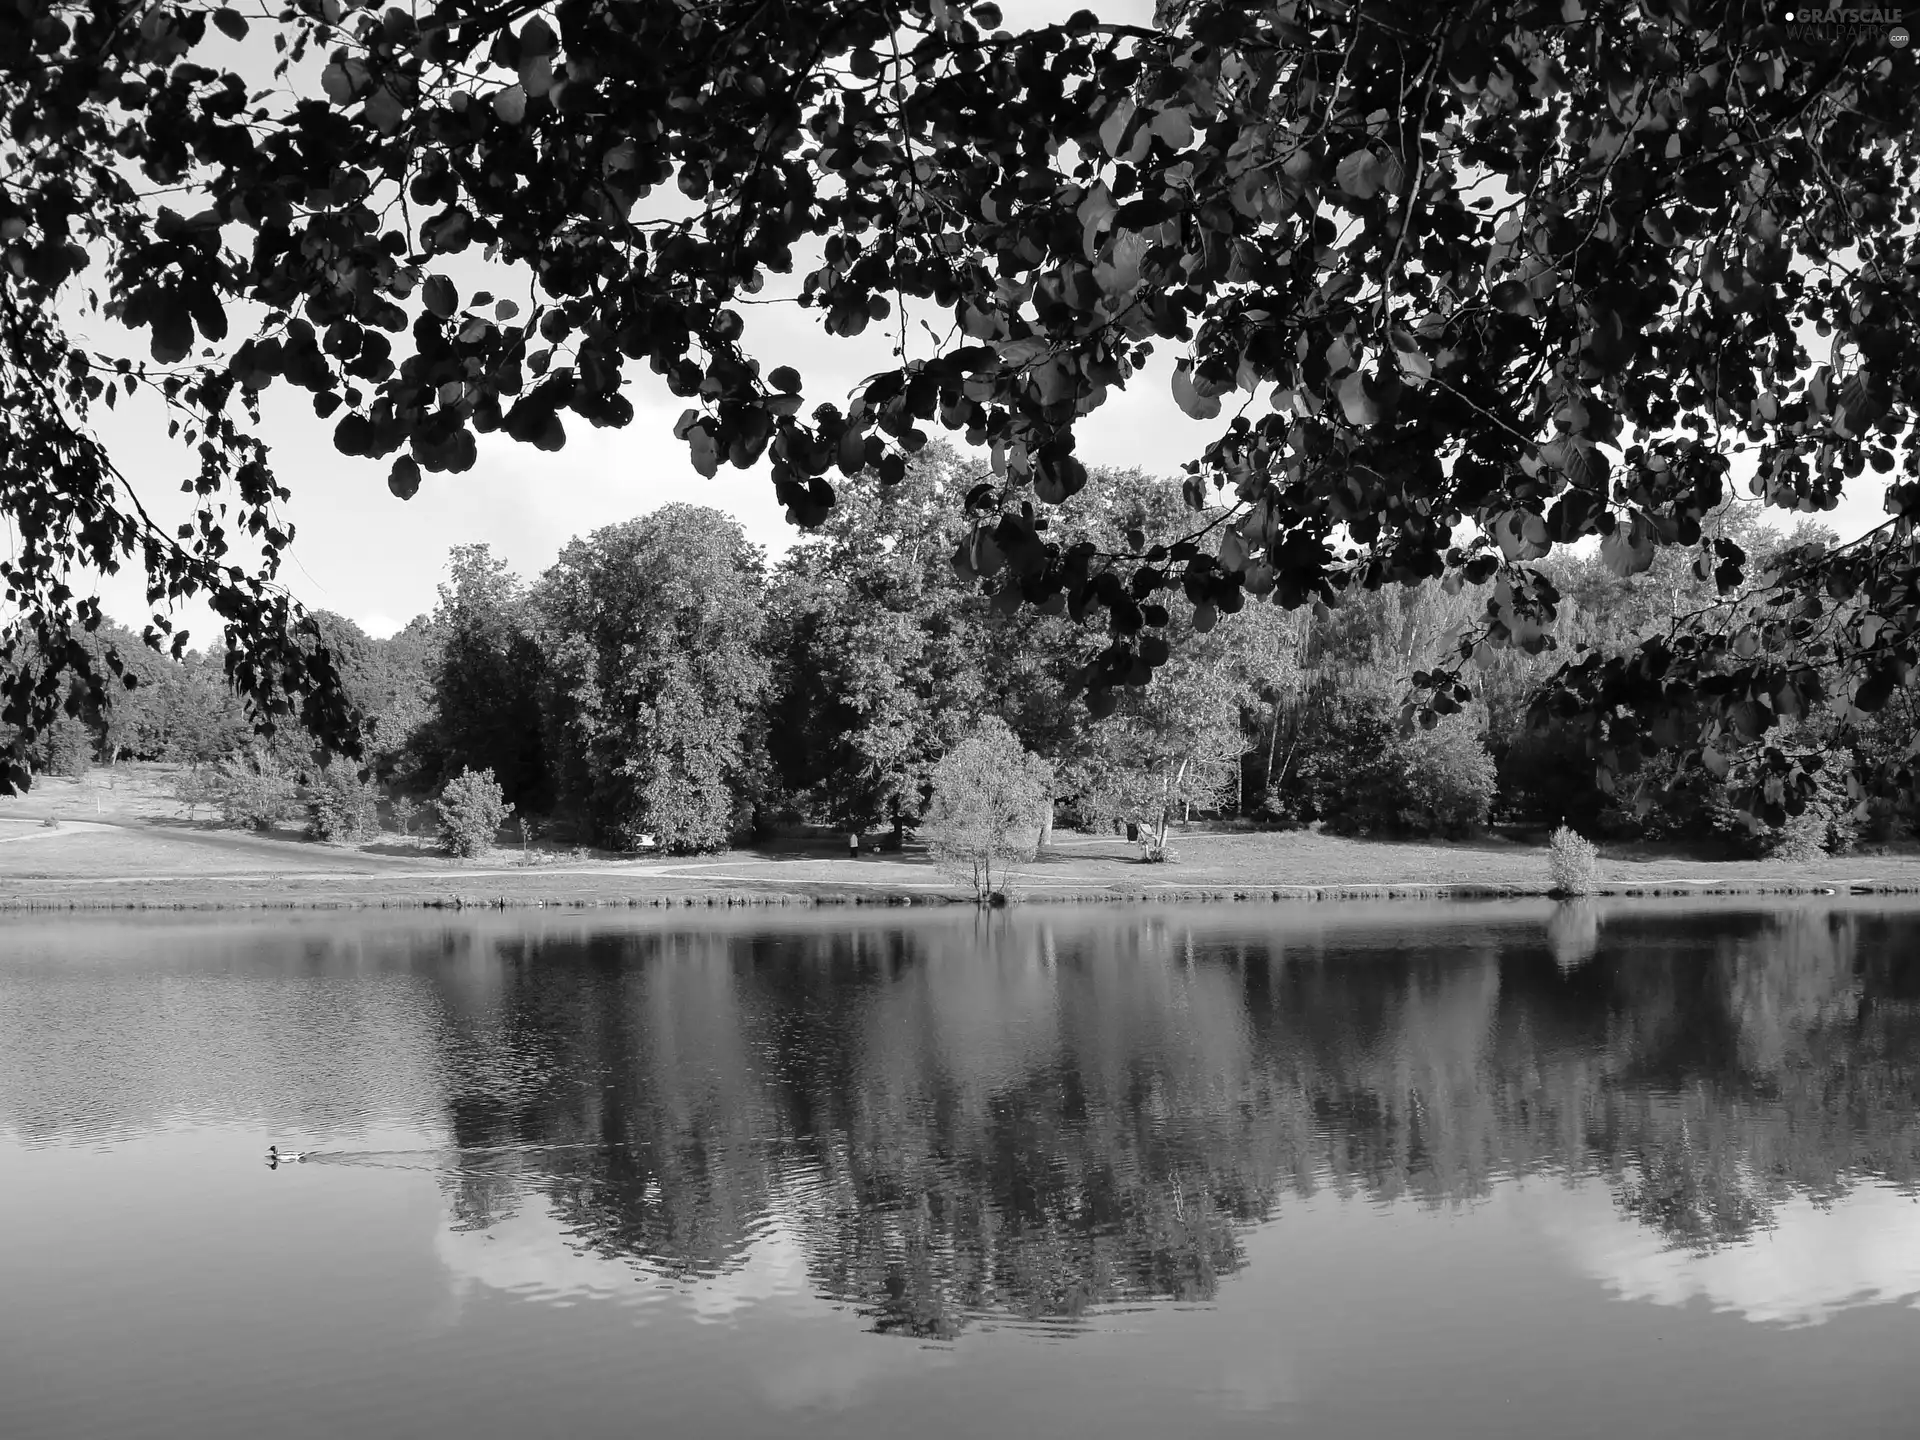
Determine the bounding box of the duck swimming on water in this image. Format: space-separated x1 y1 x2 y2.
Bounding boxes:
266 1145 307 1164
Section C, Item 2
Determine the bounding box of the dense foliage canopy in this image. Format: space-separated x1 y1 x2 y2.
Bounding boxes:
4 0 1918 819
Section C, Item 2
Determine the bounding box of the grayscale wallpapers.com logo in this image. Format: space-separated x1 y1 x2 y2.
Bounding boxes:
1781 6 1911 44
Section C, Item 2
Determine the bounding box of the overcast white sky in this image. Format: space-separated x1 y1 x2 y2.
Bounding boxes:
67 0 1888 644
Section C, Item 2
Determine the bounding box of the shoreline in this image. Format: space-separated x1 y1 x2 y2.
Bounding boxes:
9 787 1920 911
7 874 1920 911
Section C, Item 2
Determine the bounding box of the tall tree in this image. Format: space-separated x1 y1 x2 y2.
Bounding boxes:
768 445 990 835
5 0 1917 823
427 545 547 807
536 505 768 852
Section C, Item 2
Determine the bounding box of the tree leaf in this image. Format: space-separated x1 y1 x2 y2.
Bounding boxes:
1218 529 1247 571
1495 507 1551 561
1853 668 1896 714
364 84 405 135
1336 371 1380 427
687 425 719 477
1389 330 1431 387
1098 99 1137 158
1077 180 1115 262
1034 453 1087 505
388 456 421 499
422 275 458 318
1335 150 1382 200
1600 516 1655 576
1150 106 1193 150
1171 361 1221 420
1490 280 1536 315
493 85 528 125
320 62 355 105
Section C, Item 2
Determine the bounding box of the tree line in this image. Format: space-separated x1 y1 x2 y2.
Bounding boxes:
8 443 1914 858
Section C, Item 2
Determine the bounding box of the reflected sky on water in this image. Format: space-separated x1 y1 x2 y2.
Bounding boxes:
4 900 1920 1439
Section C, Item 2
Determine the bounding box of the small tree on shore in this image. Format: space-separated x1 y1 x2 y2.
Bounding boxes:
514 813 545 862
923 719 1053 903
389 794 420 838
437 767 513 858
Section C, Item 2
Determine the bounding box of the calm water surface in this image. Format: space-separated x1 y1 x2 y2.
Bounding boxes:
4 900 1920 1438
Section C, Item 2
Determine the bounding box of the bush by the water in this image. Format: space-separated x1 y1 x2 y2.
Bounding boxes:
304 763 381 842
437 767 513 857
1547 826 1600 896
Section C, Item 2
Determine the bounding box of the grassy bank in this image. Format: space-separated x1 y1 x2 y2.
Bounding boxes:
7 766 1920 910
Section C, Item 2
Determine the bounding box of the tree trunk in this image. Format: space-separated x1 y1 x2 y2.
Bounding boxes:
1158 755 1191 855
1266 698 1283 790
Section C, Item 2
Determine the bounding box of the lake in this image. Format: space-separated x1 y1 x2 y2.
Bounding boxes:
4 900 1919 1438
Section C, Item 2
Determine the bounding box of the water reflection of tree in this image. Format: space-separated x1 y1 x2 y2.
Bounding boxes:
748 918 1278 1338
410 907 1920 1332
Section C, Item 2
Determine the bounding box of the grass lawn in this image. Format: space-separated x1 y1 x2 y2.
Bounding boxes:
6 764 1920 910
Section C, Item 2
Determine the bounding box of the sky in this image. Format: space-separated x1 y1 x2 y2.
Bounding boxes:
58 0 1891 645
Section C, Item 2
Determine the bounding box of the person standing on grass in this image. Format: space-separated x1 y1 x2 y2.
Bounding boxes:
849 831 860 860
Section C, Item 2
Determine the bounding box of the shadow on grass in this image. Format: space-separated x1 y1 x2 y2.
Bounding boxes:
358 840 441 858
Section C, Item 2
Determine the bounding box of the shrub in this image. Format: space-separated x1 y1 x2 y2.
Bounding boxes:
304 763 381 842
214 751 298 831
1394 720 1499 837
923 718 1053 902
437 767 513 857
1547 825 1600 897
